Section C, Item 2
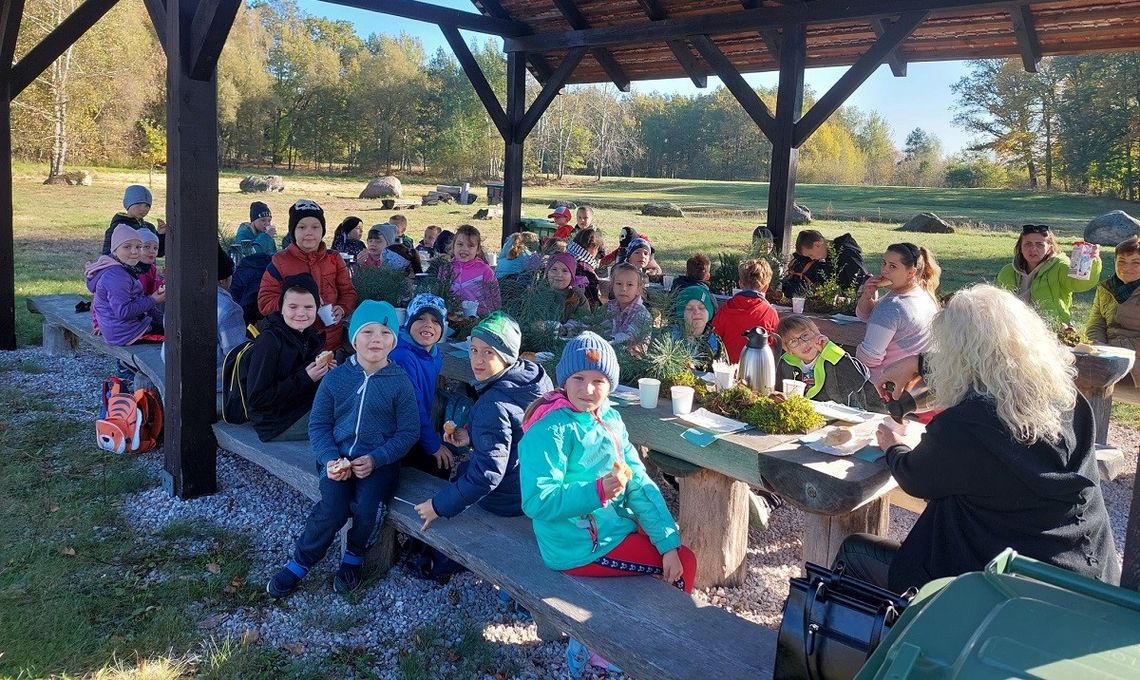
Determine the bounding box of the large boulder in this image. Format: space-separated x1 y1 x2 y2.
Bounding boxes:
641 202 684 218
899 212 955 234
359 176 403 199
1084 210 1140 246
239 175 284 193
791 203 812 225
473 206 503 220
43 170 92 186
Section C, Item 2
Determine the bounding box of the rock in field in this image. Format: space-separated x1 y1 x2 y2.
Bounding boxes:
43 170 93 186
1084 210 1140 246
641 202 684 218
239 175 284 193
899 212 955 234
473 207 502 220
359 176 403 199
791 203 812 225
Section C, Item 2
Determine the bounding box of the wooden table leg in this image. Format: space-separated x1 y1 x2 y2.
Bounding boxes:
677 468 749 589
801 498 890 568
42 322 79 356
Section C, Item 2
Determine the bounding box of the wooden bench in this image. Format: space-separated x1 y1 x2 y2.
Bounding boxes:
27 294 166 397
212 422 776 678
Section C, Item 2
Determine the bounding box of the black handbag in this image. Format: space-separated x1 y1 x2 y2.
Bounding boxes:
774 561 914 680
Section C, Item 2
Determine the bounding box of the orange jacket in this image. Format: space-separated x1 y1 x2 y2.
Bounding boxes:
258 243 357 351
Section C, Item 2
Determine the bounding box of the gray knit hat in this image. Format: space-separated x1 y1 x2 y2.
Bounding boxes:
123 184 152 210
470 311 521 366
557 331 619 388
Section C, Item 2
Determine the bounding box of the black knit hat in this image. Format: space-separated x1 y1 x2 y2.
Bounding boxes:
279 273 320 308
250 201 271 222
217 244 235 281
287 199 325 242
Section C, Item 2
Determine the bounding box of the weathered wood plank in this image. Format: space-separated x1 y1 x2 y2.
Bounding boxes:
212 422 777 678
678 468 749 589
41 320 79 356
802 497 890 567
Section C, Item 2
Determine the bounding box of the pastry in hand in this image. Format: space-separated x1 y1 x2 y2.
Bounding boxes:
329 458 352 475
315 350 335 368
824 428 853 447
612 460 633 485
443 420 457 435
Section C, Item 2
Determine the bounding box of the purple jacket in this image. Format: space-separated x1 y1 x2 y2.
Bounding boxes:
85 255 161 346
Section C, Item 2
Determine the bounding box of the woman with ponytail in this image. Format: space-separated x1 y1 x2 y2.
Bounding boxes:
855 243 940 383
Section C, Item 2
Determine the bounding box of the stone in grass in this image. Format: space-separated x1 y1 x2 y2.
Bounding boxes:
899 212 955 234
1084 210 1140 246
239 175 285 193
43 170 93 186
359 176 403 199
641 202 684 218
473 207 502 220
791 203 812 225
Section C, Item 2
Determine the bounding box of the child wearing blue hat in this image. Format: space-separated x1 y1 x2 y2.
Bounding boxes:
267 300 420 598
102 184 167 257
389 293 452 476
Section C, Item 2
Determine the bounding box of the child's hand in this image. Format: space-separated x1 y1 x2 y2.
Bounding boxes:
326 459 352 481
156 219 167 234
306 359 333 381
267 224 278 237
151 287 167 304
351 455 374 479
414 500 439 531
331 305 345 324
600 472 626 501
769 391 787 403
431 444 454 470
661 549 683 585
444 427 469 448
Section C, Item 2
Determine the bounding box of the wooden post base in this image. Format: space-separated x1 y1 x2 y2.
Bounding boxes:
677 468 749 589
42 322 79 356
365 520 397 577
801 498 890 568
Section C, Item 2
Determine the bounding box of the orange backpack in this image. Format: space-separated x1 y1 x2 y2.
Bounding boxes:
96 377 164 454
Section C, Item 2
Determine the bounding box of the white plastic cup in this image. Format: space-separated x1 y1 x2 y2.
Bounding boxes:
318 304 335 325
782 379 807 397
663 275 674 288
671 385 695 416
791 297 806 314
638 378 661 409
462 300 479 317
713 364 734 390
884 417 908 435
485 251 498 267
395 307 408 326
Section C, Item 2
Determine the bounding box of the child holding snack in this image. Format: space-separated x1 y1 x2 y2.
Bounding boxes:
389 294 451 476
439 224 500 315
772 314 881 410
267 300 419 597
519 332 697 678
603 262 652 347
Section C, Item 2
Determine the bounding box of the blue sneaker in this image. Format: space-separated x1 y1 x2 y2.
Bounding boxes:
267 567 302 598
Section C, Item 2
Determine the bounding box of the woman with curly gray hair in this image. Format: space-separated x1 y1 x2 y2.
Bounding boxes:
833 284 1120 592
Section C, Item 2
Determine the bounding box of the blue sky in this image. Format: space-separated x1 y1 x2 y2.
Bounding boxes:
297 0 972 154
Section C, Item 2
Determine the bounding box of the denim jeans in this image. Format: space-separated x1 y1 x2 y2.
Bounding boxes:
293 462 399 569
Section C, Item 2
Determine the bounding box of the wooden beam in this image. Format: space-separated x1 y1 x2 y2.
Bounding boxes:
164 0 218 499
9 0 121 97
550 0 630 92
441 25 509 140
501 51 526 245
794 10 927 147
505 0 1026 52
738 0 780 59
0 0 26 351
870 17 907 76
635 0 706 88
1010 3 1041 73
143 0 168 54
515 46 586 142
690 35 775 141
188 0 240 80
474 0 553 82
317 0 526 36
766 23 805 255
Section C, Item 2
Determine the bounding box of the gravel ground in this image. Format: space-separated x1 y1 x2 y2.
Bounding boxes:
6 345 1140 677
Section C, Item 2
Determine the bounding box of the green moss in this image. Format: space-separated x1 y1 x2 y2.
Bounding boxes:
740 395 825 434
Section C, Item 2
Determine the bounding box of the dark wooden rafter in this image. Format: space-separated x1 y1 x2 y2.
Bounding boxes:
318 0 525 36
689 34 775 140
188 0 241 80
550 0 630 92
505 0 1034 52
0 0 24 66
473 0 553 82
143 0 168 53
515 46 586 142
9 0 121 97
739 0 780 59
793 10 928 147
1010 3 1041 73
440 25 509 139
766 22 806 254
870 17 907 77
634 0 706 88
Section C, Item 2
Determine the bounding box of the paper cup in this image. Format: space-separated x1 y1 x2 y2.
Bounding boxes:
662 275 674 288
462 300 479 317
638 378 661 409
791 297 806 314
1068 241 1097 280
318 304 336 325
782 379 806 397
485 251 498 267
671 385 695 416
713 364 735 390
395 307 408 326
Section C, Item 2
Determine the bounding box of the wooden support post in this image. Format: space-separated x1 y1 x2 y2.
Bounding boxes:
765 23 805 256
677 468 749 589
0 0 24 352
162 0 224 499
801 498 890 568
1122 443 1140 590
500 51 526 246
42 322 79 356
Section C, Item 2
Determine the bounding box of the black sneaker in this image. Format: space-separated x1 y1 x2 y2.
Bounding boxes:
334 562 362 594
267 567 302 598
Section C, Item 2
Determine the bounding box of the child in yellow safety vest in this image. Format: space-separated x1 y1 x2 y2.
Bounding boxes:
772 314 883 411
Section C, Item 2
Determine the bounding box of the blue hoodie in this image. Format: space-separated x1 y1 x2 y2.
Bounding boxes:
431 359 553 518
308 354 420 470
389 329 444 458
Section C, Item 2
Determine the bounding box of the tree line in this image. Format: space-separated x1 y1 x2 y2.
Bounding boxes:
10 0 1140 197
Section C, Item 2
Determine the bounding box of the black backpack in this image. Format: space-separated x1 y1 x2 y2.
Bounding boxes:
220 323 261 424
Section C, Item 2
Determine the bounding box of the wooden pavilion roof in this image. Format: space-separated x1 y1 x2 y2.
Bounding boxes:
471 0 1140 86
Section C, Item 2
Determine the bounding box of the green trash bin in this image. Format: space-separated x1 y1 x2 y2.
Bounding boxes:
518 217 557 240
857 549 1140 679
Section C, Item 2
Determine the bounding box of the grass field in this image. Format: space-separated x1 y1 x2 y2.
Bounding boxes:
12 164 1139 346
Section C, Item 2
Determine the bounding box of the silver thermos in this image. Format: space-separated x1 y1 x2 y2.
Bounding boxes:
736 327 777 395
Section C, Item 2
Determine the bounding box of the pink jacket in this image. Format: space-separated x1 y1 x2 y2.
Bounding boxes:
443 258 501 314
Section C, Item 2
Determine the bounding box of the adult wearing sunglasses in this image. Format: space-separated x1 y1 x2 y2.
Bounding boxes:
996 224 1101 324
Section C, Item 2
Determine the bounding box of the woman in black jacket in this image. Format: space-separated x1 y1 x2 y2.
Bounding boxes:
835 284 1120 592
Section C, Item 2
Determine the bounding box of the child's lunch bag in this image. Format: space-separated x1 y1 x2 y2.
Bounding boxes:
96 376 164 454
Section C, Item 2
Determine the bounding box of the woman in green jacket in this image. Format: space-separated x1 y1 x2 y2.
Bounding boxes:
995 224 1101 324
1087 236 1140 384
